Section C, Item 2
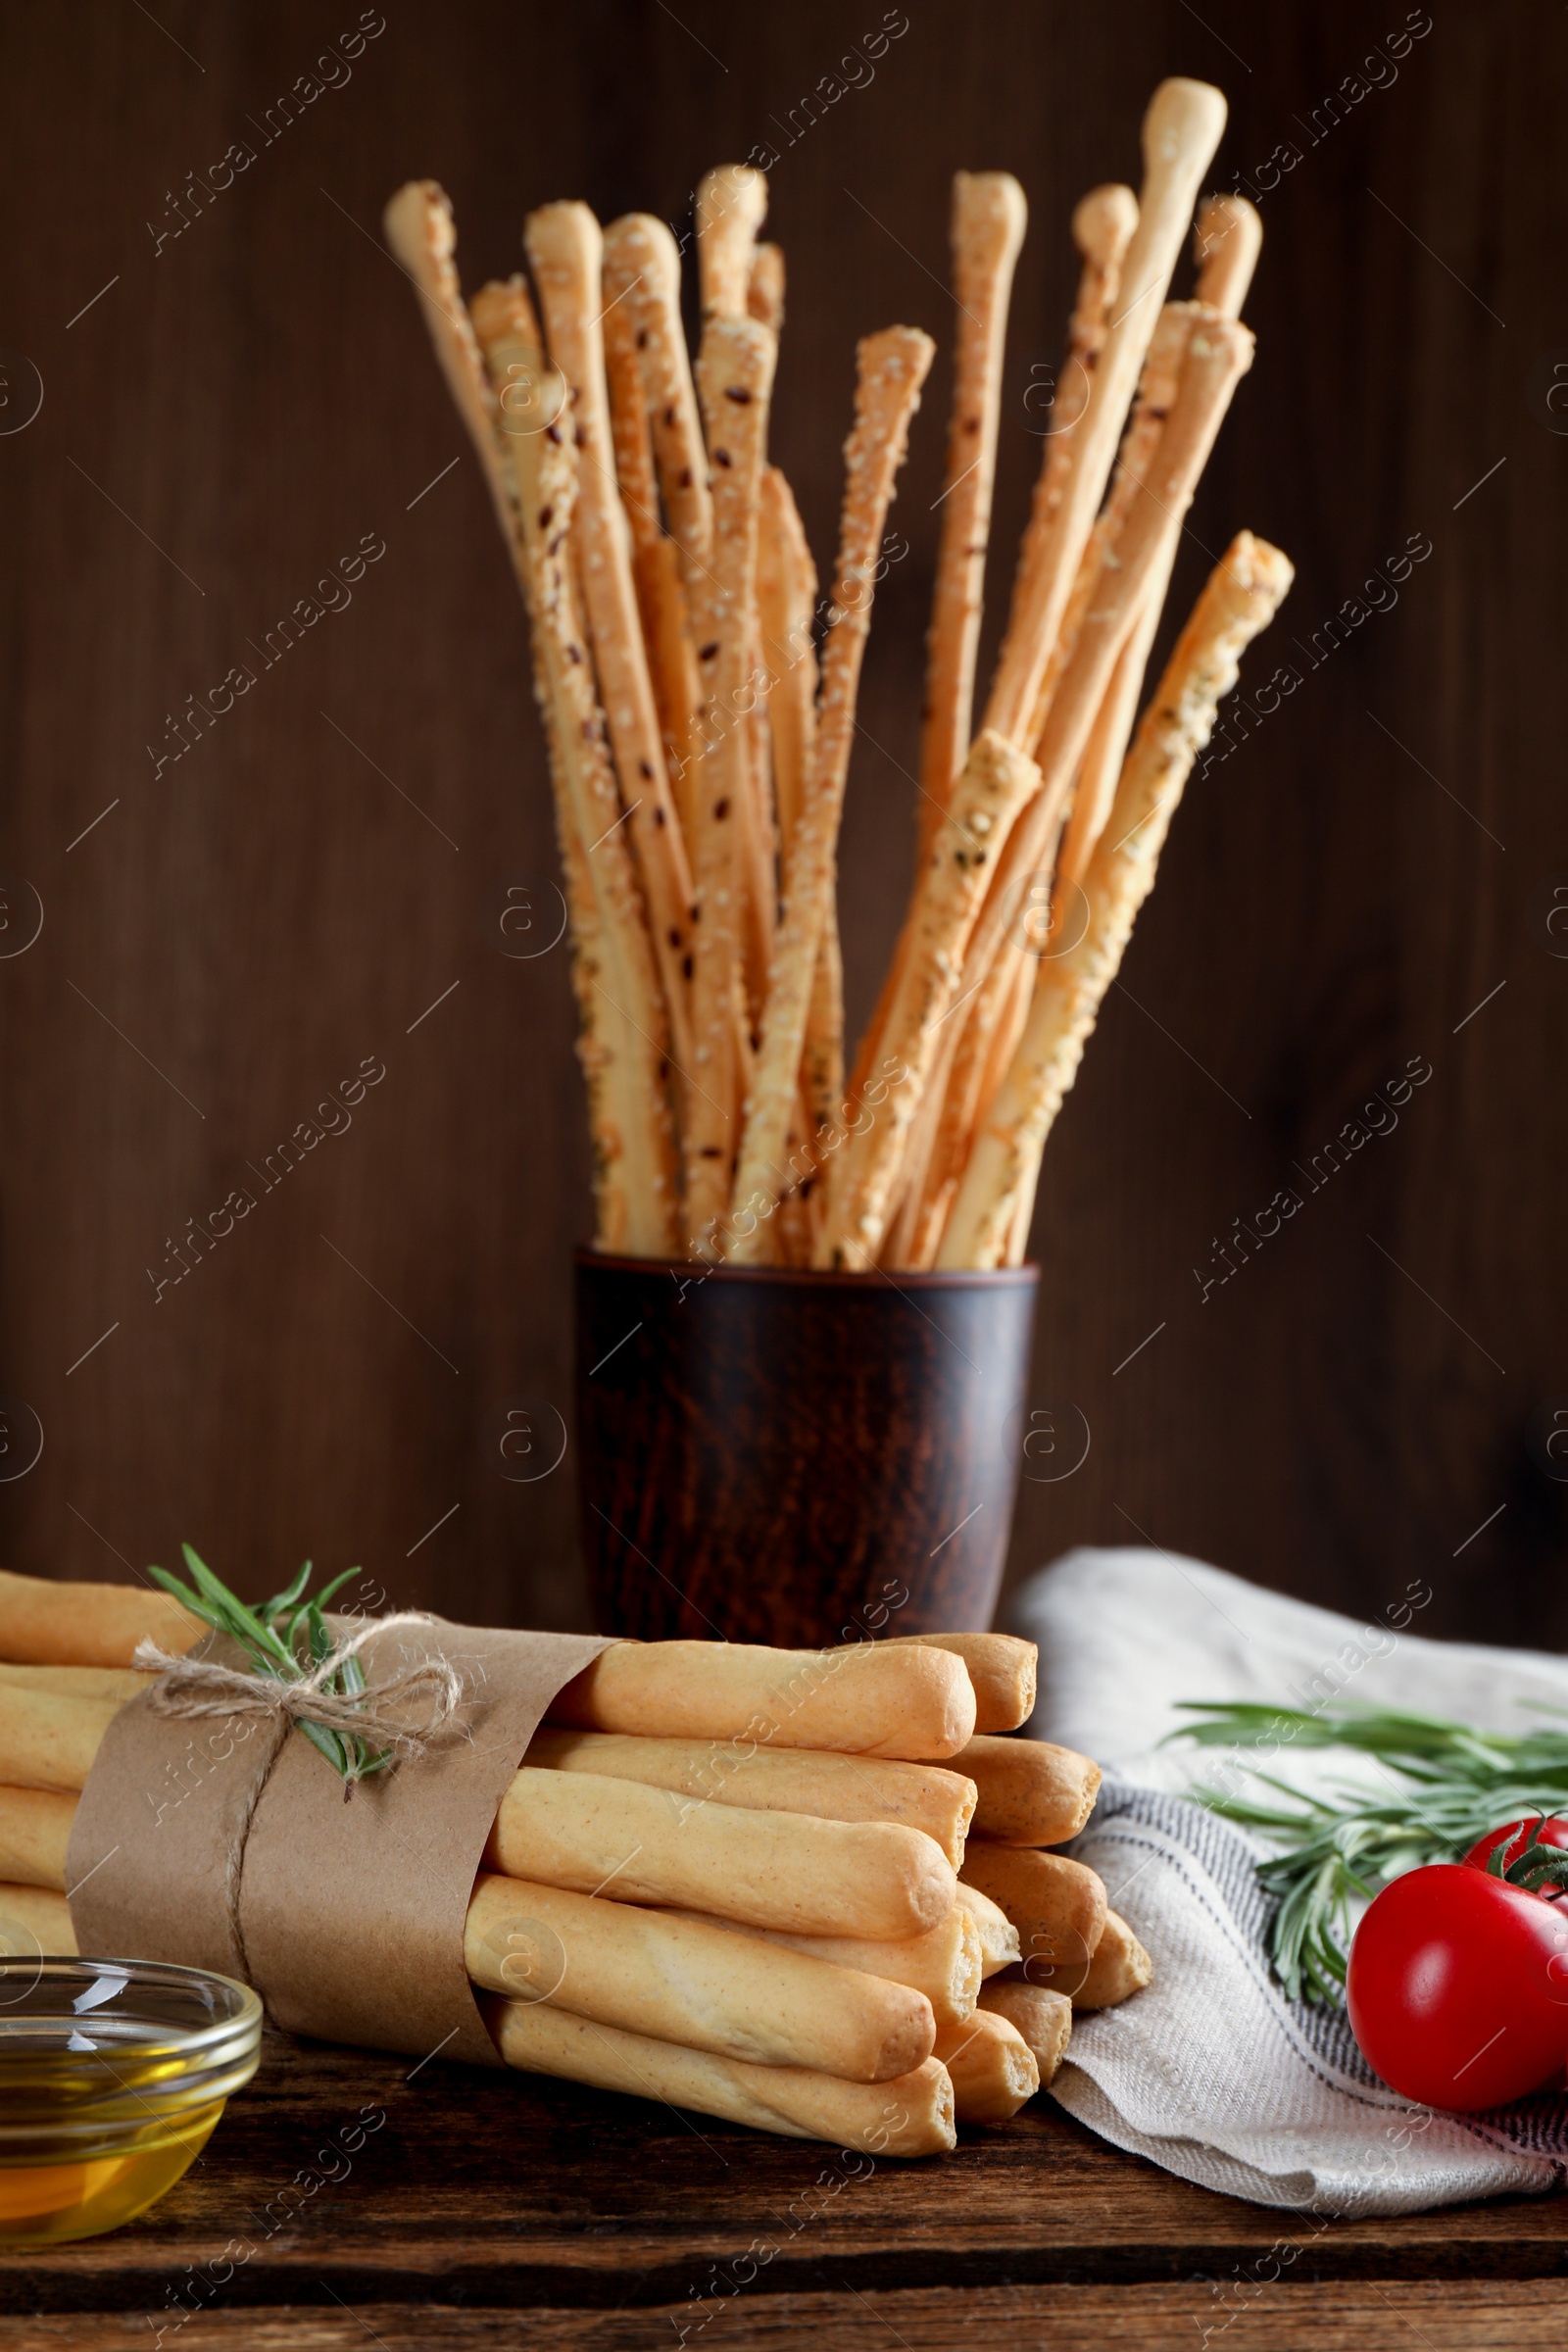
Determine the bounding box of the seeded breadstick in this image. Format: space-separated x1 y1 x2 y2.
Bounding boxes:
747 241 785 332
527 1728 975 1865
820 729 1041 1267
728 326 934 1251
940 531 1290 1268
961 1847 1106 1994
661 1904 983 2027
0 1688 121 1794
956 1884 1022 1976
983 79 1226 747
487 1769 956 1940
680 317 779 1241
466 1873 934 2080
603 214 713 585
697 165 768 320
918 173 1028 849
0 1884 74 1954
0 1663 148 1700
525 203 698 1071
0 1568 199 1669
1193 190 1263 318
978 1981 1073 2086
550 1637 975 1758
472 286 680 1253
957 1735 1101 1845
1073 1908 1153 2009
0 1785 74 1887
933 2009 1039 2123
883 1633 1037 1732
488 1995 956 2155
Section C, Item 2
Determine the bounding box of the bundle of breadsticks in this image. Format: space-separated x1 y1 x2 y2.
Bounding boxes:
386 74 1291 1269
0 1568 1148 2156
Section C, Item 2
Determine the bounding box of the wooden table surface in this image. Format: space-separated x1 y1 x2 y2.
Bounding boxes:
3 2032 1565 2350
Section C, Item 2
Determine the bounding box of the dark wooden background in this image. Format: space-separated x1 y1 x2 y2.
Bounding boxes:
0 0 1560 1646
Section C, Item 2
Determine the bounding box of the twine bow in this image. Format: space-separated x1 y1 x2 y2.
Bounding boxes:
133 1612 466 1781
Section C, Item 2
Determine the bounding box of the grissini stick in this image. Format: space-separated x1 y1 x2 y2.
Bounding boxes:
0 1785 75 1887
982 78 1227 748
0 1884 74 1954
881 1633 1037 1733
471 286 680 1254
683 316 779 1241
524 202 698 1072
0 1568 199 1669
665 1906 984 2027
1193 189 1263 319
0 1689 122 1794
466 1873 934 2081
728 326 934 1253
549 1638 976 1758
383 180 521 549
0 1663 148 1700
956 1885 1022 1976
961 1847 1106 1987
931 2010 1039 2124
957 1735 1101 1846
978 1981 1073 2087
747 241 785 332
602 214 713 583
939 531 1291 1269
1073 1909 1153 2010
696 165 768 321
917 172 1028 846
818 729 1042 1268
486 1769 957 1940
526 1727 976 1866
487 1995 956 2155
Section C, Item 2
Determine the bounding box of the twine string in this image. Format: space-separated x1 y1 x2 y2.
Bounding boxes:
131 1612 466 1764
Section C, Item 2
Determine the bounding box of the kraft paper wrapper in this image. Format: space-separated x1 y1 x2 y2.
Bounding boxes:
65 1618 613 2067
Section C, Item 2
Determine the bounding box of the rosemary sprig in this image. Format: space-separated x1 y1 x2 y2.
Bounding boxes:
1170 1702 1568 2005
148 1544 390 1793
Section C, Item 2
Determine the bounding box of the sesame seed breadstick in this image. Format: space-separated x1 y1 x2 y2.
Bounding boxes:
525 203 698 1072
727 326 935 1251
383 181 521 549
488 1996 956 2155
747 241 785 332
682 316 778 1245
933 2008 1039 2123
819 729 1041 1267
486 1768 957 1940
978 1981 1073 2086
472 286 680 1253
983 80 1226 749
0 1568 200 1667
466 1872 935 2081
603 214 713 584
549 1636 976 1758
697 165 768 320
939 532 1292 1268
527 1726 976 1866
917 173 1028 851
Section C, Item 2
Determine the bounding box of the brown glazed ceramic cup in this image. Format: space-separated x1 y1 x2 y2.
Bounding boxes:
574 1247 1040 1646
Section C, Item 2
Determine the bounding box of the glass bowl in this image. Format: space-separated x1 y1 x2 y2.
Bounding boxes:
0 1954 263 2243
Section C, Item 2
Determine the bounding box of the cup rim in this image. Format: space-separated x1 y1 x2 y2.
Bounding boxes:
574 1244 1040 1290
0 1954 263 2057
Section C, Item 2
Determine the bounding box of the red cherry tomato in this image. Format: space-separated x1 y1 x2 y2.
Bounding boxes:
1463 1815 1568 1879
1347 1863 1568 2110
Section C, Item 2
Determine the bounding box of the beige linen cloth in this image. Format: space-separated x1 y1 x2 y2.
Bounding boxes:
1004 1546 1568 2215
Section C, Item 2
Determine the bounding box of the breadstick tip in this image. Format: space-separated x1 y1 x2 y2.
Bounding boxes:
1221 528 1294 605
524 198 604 280
1142 76 1228 172
1193 193 1263 318
698 163 768 239
1071 182 1137 265
954 170 1028 251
